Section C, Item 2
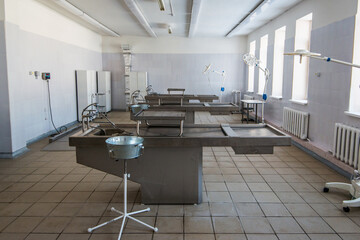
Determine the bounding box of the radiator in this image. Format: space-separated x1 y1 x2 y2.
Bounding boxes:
333 123 360 170
282 107 309 140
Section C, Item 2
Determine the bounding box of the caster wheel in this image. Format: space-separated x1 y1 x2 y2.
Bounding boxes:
323 187 329 193
343 207 350 212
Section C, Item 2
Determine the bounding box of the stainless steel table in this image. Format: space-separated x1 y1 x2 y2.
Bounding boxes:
241 99 265 123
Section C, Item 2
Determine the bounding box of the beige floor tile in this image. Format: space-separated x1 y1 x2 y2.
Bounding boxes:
277 234 310 240
212 217 243 233
207 192 232 202
153 234 184 240
298 192 330 204
226 183 249 191
87 192 114 203
63 217 100 233
253 192 281 203
0 217 16 231
307 234 342 240
290 182 317 192
155 217 183 233
310 204 345 216
240 217 273 233
57 233 91 240
260 203 291 216
268 182 294 192
131 204 158 217
243 175 265 183
246 234 278 240
206 182 228 192
76 203 108 217
0 203 32 216
123 216 156 234
235 203 264 217
184 217 213 233
230 192 256 203
3 217 43 233
276 192 306 203
62 191 92 203
49 203 83 216
50 182 77 192
268 217 304 233
0 233 28 240
25 233 59 240
158 205 184 216
323 217 360 233
38 192 68 203
215 234 247 240
184 203 210 217
28 182 57 192
33 217 72 233
209 203 237 216
338 234 360 240
22 203 58 216
13 192 46 203
285 204 319 217
295 217 334 234
184 234 215 240
5 182 34 192
72 182 99 192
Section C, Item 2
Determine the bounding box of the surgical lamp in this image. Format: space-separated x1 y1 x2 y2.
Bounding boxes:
284 49 360 68
243 53 270 124
203 64 226 102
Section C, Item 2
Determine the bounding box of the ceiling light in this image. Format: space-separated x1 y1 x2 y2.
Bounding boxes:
158 0 166 11
52 0 119 37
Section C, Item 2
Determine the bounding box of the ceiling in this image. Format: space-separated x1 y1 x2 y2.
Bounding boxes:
42 0 304 37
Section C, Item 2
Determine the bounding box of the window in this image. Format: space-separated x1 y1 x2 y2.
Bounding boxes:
292 13 313 104
272 26 286 98
349 2 360 115
258 35 268 95
247 40 256 92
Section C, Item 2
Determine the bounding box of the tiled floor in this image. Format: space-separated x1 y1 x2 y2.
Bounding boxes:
0 112 360 240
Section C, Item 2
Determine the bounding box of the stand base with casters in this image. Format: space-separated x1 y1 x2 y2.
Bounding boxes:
323 173 360 212
87 159 158 239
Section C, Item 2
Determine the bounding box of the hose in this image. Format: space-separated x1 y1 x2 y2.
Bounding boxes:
46 80 67 135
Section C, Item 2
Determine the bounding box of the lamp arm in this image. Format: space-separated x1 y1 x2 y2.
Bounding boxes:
310 56 360 68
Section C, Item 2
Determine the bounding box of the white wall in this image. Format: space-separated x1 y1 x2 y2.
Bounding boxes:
103 36 247 54
246 0 360 151
1 0 103 155
102 36 247 110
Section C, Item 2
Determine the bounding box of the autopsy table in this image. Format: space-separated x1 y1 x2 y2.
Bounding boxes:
69 124 291 204
145 93 219 105
147 102 239 123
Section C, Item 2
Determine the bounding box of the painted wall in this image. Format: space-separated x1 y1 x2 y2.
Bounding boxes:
0 0 12 153
1 0 103 155
102 36 247 110
246 0 360 151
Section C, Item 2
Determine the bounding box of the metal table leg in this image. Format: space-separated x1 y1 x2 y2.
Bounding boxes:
246 103 249 124
137 121 141 136
179 120 184 136
255 104 258 123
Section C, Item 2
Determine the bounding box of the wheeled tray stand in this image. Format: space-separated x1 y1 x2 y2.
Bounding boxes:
323 170 360 212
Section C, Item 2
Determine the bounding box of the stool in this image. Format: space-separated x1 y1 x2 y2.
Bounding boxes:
87 136 158 239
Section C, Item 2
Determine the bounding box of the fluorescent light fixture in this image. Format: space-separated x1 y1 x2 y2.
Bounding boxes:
285 49 360 68
52 0 119 37
124 0 157 37
168 25 172 34
188 0 202 37
227 0 272 37
158 0 166 11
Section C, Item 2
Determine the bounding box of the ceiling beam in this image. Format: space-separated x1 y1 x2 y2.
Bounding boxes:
226 0 268 38
123 0 157 38
52 0 120 37
188 0 203 38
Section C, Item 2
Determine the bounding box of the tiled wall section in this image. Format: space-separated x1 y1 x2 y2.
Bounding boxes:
0 20 12 153
131 54 246 103
249 16 360 151
4 22 103 153
102 53 126 110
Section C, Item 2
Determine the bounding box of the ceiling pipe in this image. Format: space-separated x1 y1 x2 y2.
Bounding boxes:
188 0 202 38
123 0 157 38
226 0 268 38
52 0 120 37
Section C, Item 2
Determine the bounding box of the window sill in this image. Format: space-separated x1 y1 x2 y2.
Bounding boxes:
290 99 308 105
270 96 282 100
246 91 254 94
344 111 360 119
